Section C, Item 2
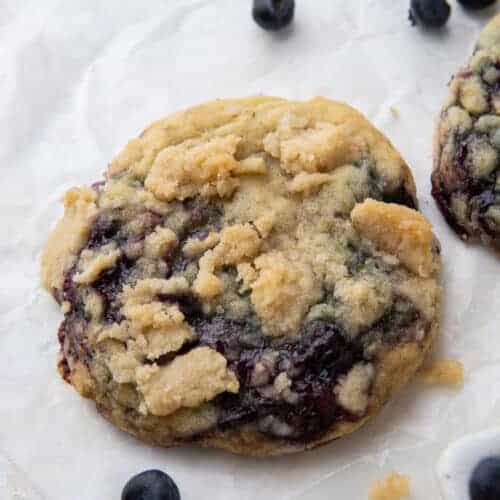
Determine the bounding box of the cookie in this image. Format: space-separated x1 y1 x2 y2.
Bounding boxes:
41 97 441 456
432 15 500 248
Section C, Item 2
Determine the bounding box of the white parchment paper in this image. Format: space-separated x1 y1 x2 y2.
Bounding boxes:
1 1 499 498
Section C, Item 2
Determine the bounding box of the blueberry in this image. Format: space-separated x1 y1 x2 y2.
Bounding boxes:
469 457 500 500
122 470 180 500
458 0 496 8
409 0 451 28
252 0 295 31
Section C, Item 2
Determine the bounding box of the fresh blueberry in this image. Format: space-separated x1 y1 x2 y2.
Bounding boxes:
252 0 295 31
458 0 496 8
469 457 500 500
409 0 451 28
122 470 180 500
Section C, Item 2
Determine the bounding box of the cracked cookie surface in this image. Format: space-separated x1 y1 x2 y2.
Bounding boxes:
42 96 441 456
433 15 500 248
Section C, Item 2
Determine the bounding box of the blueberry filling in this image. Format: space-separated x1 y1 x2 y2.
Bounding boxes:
57 313 92 382
93 256 135 323
86 215 122 249
205 319 363 440
454 139 469 180
57 322 71 382
169 257 193 276
194 318 364 440
179 198 223 237
61 268 78 306
346 246 372 275
159 291 204 322
471 189 500 236
381 183 418 210
162 199 223 275
379 301 420 335
92 210 164 248
365 162 417 210
191 297 420 440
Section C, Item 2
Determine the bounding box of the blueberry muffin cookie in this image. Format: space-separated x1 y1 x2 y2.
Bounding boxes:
432 15 500 248
41 97 441 456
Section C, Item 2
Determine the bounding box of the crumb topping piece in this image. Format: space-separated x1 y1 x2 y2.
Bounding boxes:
193 223 262 299
249 252 322 337
419 359 464 388
334 277 392 338
352 199 438 278
334 363 374 415
73 244 122 285
369 471 410 500
41 187 98 291
136 346 239 416
145 135 267 202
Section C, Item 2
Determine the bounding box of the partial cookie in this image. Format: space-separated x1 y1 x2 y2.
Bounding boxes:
432 14 500 248
41 97 441 456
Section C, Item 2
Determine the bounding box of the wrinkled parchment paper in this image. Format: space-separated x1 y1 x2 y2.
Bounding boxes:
1 1 500 498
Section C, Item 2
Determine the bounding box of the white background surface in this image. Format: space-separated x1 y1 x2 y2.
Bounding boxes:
1 1 499 498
